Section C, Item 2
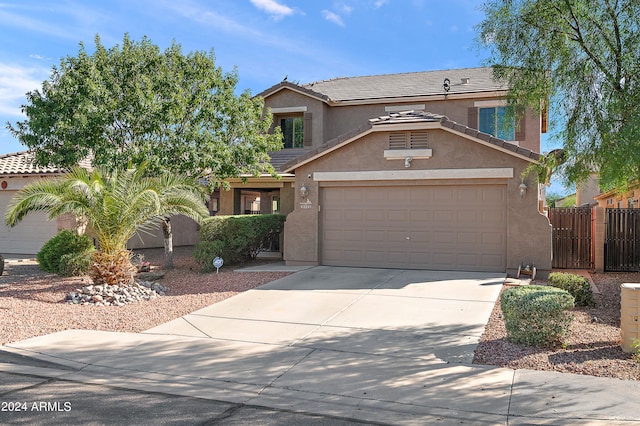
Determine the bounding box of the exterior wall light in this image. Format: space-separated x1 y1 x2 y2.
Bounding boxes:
300 184 309 200
404 157 412 168
519 182 527 197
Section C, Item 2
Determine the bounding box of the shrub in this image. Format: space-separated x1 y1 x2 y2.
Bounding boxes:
37 230 95 275
195 214 285 270
501 285 575 347
59 250 95 277
193 240 228 272
547 272 594 307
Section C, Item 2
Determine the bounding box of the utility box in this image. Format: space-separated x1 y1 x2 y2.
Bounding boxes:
620 283 640 353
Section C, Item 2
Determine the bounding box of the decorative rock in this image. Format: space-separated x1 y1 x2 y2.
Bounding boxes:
64 279 170 307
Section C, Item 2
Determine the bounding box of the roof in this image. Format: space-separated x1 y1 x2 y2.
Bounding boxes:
281 110 539 172
257 67 506 104
0 151 92 176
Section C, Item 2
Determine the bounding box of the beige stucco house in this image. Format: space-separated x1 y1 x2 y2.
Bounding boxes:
221 67 552 276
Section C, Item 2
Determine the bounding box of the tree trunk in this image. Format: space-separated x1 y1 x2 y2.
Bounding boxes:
162 217 173 270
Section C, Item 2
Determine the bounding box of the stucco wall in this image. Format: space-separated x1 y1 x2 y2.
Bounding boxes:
264 89 542 154
283 127 552 276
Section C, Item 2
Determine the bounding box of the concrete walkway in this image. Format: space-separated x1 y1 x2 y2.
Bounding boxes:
1 267 639 425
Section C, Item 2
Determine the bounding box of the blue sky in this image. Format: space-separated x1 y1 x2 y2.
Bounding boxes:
0 0 568 194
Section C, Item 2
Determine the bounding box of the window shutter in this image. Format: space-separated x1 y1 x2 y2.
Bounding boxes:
515 106 526 141
304 112 312 147
468 107 478 129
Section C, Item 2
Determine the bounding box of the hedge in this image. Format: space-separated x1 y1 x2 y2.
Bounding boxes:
194 214 285 271
547 272 594 307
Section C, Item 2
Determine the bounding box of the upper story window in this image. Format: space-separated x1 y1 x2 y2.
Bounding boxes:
479 106 515 141
280 116 304 149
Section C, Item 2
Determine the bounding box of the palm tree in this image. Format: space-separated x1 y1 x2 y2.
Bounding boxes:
5 164 209 285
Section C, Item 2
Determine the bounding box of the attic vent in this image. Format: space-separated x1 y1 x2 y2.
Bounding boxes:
389 132 407 149
410 131 429 149
389 131 429 149
461 77 470 85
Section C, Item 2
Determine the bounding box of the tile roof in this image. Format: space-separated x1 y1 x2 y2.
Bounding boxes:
258 67 506 104
282 110 539 172
0 151 92 176
268 148 310 172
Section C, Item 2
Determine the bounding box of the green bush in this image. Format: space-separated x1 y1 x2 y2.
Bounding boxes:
195 214 285 271
501 285 575 347
59 250 95 277
547 272 594 307
37 230 95 275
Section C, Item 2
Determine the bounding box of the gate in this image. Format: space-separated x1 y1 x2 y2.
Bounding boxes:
549 207 593 269
605 209 640 271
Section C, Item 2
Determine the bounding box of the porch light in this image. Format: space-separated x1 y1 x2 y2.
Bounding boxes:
519 182 527 197
300 184 309 200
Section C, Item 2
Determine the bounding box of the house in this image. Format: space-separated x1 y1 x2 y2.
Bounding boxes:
595 186 640 209
0 151 199 254
220 67 552 276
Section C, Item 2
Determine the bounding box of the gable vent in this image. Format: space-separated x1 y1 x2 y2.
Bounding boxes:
410 131 429 149
389 132 407 149
388 131 429 149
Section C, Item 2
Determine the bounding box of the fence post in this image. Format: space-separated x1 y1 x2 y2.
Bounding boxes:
593 206 606 273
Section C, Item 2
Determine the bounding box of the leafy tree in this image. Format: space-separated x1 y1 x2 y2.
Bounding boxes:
7 34 282 267
477 0 640 191
5 164 209 285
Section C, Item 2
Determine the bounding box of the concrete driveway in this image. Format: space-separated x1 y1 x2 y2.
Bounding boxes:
3 266 639 424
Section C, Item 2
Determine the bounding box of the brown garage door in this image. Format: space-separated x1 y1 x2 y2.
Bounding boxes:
321 185 506 271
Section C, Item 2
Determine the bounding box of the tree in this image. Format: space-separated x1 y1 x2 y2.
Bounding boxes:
5 164 209 285
7 34 283 267
477 0 640 191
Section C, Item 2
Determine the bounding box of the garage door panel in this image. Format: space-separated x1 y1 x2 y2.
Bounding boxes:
321 185 506 272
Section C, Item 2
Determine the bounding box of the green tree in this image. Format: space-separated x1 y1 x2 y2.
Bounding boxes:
477 0 640 191
7 34 282 267
5 165 209 285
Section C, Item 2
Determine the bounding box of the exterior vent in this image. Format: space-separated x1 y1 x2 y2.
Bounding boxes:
388 131 429 149
389 132 407 149
461 77 470 85
410 131 429 149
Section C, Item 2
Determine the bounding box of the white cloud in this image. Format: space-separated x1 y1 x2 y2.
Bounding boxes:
335 3 353 15
0 63 48 117
249 0 294 19
373 0 389 8
322 10 345 27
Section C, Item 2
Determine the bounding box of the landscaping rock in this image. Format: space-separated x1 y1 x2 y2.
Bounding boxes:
65 279 170 306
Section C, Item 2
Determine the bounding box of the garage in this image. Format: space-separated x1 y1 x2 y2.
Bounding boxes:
321 184 507 271
0 191 57 254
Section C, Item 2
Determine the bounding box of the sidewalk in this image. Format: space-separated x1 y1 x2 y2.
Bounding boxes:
1 267 639 425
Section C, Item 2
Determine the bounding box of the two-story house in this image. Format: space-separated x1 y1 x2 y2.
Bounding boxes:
219 67 552 277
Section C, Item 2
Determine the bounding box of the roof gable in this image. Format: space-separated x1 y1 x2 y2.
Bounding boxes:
282 111 539 172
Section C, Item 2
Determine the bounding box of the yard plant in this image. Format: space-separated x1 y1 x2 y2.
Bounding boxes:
194 214 285 271
501 285 575 347
547 272 594 307
37 230 95 276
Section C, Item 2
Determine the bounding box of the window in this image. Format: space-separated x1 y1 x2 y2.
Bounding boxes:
479 106 515 140
280 117 304 149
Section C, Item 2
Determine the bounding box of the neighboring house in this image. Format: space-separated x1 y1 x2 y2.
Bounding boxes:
0 151 199 254
219 67 552 276
595 186 640 209
0 151 87 254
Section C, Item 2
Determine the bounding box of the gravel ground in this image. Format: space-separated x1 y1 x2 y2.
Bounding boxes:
0 247 289 345
473 272 640 380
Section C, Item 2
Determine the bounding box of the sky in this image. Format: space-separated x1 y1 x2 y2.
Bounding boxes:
0 0 568 194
